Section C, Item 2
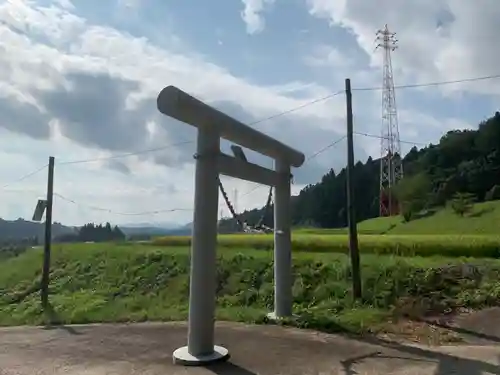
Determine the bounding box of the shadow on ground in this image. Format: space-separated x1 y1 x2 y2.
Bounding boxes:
42 302 82 336
207 361 257 375
355 335 500 375
338 308 500 374
415 308 500 345
340 351 433 375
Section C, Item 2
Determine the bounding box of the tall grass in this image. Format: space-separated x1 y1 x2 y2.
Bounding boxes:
2 244 500 334
152 234 500 258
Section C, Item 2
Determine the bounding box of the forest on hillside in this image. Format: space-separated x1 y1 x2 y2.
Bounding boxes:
55 222 126 243
220 111 500 229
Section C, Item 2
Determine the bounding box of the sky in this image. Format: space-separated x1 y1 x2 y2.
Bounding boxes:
0 0 499 227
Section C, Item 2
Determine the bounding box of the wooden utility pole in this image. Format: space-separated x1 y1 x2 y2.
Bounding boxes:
345 79 362 299
41 156 55 309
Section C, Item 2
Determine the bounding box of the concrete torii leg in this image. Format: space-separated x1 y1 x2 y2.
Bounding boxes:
268 159 293 319
172 127 229 365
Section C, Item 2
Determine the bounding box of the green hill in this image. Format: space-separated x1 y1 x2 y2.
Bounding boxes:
357 200 500 235
294 200 500 235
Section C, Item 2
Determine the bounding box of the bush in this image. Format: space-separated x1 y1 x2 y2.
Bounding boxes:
450 192 475 216
0 245 28 261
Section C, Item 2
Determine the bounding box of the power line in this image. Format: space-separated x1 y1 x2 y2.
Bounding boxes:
249 91 345 128
49 73 494 167
54 93 344 166
352 73 500 92
53 130 428 214
2 188 43 195
238 127 429 200
0 164 48 190
54 192 193 216
245 73 500 130
245 73 500 140
56 140 194 166
240 135 348 198
353 131 428 146
40 72 500 215
239 184 265 200
212 93 345 204
304 135 347 164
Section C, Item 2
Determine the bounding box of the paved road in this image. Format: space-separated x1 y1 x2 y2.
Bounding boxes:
1 322 500 374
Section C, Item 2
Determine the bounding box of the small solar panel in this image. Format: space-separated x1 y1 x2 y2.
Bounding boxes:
230 145 248 162
32 199 47 222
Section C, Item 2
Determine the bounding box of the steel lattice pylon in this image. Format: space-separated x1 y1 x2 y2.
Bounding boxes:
376 24 403 217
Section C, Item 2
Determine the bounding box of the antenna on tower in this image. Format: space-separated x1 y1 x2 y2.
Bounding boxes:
376 24 403 217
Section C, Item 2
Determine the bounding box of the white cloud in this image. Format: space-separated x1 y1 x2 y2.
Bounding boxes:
118 0 141 9
0 0 340 225
304 44 351 68
240 0 275 35
306 0 500 96
0 0 497 227
0 125 293 226
54 0 75 10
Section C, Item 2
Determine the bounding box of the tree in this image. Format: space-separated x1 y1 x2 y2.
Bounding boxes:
60 222 127 243
393 173 432 222
450 192 475 217
218 111 500 229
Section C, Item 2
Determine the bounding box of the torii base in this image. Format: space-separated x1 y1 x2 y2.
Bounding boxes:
172 345 230 366
267 311 300 323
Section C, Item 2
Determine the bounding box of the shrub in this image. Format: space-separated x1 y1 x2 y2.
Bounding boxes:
450 192 475 216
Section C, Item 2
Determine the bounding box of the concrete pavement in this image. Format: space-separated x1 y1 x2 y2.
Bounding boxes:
1 322 499 374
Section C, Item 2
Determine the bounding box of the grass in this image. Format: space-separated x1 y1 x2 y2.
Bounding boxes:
333 200 500 236
153 201 500 258
152 234 500 258
2 243 500 336
2 201 500 336
296 215 401 235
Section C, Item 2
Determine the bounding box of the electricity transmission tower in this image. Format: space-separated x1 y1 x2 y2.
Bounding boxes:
376 24 403 217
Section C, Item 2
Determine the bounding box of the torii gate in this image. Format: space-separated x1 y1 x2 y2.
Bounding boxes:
157 86 305 366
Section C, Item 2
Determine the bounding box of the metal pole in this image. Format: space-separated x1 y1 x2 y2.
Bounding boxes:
345 78 362 299
270 159 293 318
41 156 55 309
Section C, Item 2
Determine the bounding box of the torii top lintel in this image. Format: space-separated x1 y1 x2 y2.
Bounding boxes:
157 85 305 168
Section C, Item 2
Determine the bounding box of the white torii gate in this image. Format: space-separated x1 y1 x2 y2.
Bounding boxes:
157 86 305 366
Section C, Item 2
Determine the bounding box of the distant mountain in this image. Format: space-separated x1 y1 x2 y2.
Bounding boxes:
0 218 191 243
119 226 181 237
157 227 192 236
0 218 76 242
120 221 181 229
118 221 193 237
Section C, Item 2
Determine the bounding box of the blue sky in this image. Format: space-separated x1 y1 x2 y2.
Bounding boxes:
0 0 498 226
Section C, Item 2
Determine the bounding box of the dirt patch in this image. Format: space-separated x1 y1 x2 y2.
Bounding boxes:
378 318 463 345
422 307 500 345
378 307 500 346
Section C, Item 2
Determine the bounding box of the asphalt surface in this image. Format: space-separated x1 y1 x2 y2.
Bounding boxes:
1 322 500 374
